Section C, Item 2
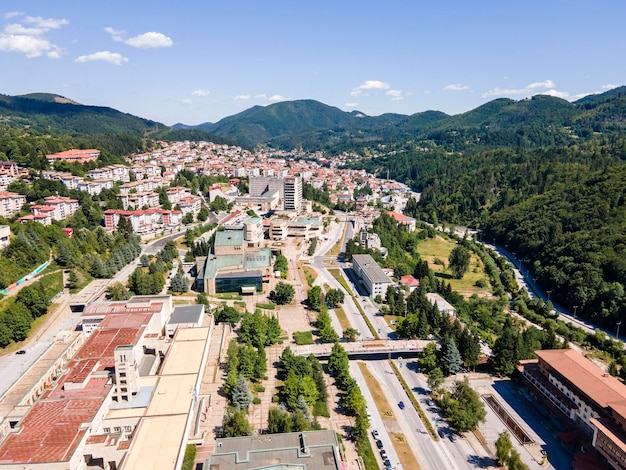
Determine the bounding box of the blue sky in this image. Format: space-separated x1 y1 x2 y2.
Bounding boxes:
1 1 624 126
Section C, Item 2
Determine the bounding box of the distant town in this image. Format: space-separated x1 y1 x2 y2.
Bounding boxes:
0 140 623 470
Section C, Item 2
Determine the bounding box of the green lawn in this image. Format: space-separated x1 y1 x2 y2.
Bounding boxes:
417 235 491 299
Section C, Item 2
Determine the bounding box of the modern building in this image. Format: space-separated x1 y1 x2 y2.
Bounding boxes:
165 304 205 338
519 348 626 469
204 430 343 470
351 254 393 297
248 175 302 211
283 175 303 211
103 208 183 233
0 295 212 470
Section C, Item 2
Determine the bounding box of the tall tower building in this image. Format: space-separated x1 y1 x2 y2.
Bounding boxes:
283 176 302 211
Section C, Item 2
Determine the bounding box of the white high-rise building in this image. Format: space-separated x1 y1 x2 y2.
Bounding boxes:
283 176 302 211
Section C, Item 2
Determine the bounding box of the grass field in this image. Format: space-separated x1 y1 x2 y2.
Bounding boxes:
417 235 492 299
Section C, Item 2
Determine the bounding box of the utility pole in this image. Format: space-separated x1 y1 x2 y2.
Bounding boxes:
547 290 552 302
573 305 578 318
617 322 622 340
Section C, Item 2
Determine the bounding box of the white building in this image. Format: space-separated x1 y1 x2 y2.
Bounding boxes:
351 254 393 298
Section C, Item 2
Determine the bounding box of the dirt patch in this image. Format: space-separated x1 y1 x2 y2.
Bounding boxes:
390 432 421 470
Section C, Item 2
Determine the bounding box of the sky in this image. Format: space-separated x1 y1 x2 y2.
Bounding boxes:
0 1 624 126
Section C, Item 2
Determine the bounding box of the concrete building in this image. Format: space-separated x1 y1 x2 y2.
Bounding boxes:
351 254 393 298
205 430 343 470
519 348 626 469
0 191 26 218
0 295 212 470
0 225 10 248
425 293 456 317
283 175 303 211
46 149 100 165
166 304 205 338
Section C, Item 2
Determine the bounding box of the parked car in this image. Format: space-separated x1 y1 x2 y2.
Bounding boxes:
383 458 393 469
15 350 26 355
371 429 380 439
398 401 405 410
438 429 445 439
380 449 388 460
449 432 457 442
376 439 383 449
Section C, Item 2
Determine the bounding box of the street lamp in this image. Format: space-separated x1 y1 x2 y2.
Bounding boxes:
573 305 578 318
617 322 622 340
547 290 552 302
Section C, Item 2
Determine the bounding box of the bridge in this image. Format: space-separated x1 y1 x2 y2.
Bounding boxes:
291 339 435 359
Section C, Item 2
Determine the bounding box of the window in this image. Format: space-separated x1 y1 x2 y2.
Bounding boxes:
119 372 126 377
124 426 132 432
103 427 110 433
114 427 121 433
120 379 127 385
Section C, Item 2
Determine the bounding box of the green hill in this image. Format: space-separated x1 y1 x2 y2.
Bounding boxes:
0 93 167 136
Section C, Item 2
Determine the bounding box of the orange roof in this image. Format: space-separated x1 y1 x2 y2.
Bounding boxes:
536 349 626 410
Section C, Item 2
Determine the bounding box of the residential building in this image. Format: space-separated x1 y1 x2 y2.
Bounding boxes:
400 274 420 292
0 191 26 218
388 211 417 232
103 208 182 233
519 348 626 469
46 148 100 164
351 254 393 297
0 225 10 248
117 191 160 210
89 164 130 183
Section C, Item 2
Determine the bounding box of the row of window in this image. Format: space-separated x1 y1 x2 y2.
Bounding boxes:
102 426 133 433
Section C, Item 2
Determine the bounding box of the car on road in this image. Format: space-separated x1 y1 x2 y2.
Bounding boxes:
398 401 405 410
383 458 393 469
438 429 445 439
375 439 383 449
448 432 457 442
15 350 26 355
380 449 388 460
371 429 379 439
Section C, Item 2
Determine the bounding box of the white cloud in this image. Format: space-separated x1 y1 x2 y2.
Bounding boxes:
542 89 570 99
255 93 267 100
0 13 69 58
191 89 210 97
24 16 68 29
602 84 618 91
4 23 44 35
75 51 128 66
423 90 432 95
180 98 192 105
527 80 555 89
0 34 53 58
125 32 173 48
267 94 286 102
104 26 124 42
0 14 68 58
482 79 557 98
4 12 23 20
344 102 359 107
386 90 404 101
350 80 390 97
234 94 251 100
443 83 471 91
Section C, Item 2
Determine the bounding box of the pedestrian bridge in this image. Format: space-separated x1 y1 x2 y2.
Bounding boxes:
292 339 434 359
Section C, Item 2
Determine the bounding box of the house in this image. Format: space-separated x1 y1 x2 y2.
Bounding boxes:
46 149 100 164
400 275 420 292
388 211 417 232
0 191 26 218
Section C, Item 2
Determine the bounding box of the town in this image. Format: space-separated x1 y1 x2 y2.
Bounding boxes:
0 139 624 470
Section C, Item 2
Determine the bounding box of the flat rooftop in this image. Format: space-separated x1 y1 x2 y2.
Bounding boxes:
352 254 392 284
207 430 341 470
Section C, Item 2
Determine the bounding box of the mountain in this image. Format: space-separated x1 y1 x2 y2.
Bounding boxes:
188 100 408 148
176 87 626 151
0 93 167 136
18 93 81 105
